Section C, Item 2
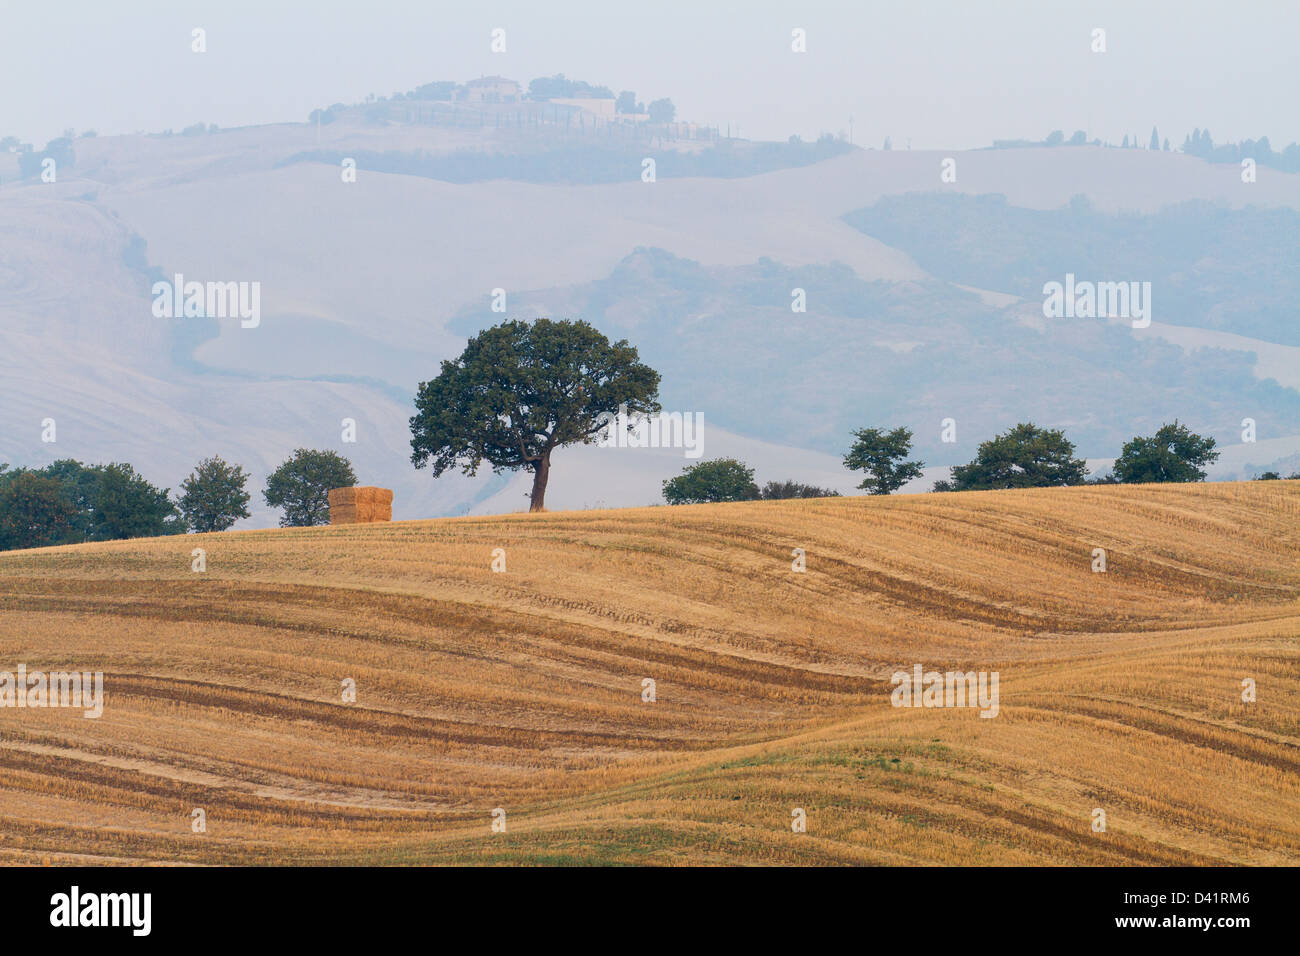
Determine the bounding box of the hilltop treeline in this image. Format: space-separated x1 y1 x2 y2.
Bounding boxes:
282 136 852 185
3 420 1293 549
0 460 183 551
663 420 1298 504
987 126 1300 172
1182 128 1300 173
0 451 353 552
3 328 1293 548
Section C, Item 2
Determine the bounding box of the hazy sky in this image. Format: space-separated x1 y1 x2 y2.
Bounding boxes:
4 0 1298 150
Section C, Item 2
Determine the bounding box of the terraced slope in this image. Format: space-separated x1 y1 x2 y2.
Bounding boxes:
0 481 1297 864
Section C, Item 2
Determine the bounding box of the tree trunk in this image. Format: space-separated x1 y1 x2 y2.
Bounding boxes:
528 454 551 512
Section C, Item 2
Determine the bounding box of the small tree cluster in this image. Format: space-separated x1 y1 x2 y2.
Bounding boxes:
930 420 1222 491
662 461 842 505
0 448 365 551
263 449 357 527
0 460 183 551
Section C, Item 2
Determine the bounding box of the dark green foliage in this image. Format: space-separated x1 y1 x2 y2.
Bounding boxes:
410 319 660 512
264 449 357 527
663 459 760 504
0 473 79 551
0 459 181 548
91 463 184 539
30 459 101 540
1112 421 1220 484
843 426 925 494
179 455 252 532
937 423 1088 491
759 480 841 500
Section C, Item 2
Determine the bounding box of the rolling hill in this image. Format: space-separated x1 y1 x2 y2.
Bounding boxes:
1 481 1296 865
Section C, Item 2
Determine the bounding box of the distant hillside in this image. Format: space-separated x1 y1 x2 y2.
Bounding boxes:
450 246 1300 464
5 127 1300 528
280 137 853 185
1 482 1297 864
845 193 1300 346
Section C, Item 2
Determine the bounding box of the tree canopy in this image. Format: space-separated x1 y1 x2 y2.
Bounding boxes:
1112 421 1219 483
0 459 181 549
0 473 79 551
935 423 1088 491
410 319 660 512
759 480 840 500
263 449 356 527
91 462 184 539
843 426 925 494
663 459 759 504
179 455 252 532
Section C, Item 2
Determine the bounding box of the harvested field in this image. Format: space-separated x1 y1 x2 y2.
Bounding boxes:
0 481 1297 865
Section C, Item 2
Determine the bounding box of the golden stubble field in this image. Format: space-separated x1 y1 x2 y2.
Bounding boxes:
0 481 1297 865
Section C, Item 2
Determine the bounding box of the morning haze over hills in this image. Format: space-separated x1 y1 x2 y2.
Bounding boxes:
3 4 1300 883
3 67 1300 525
